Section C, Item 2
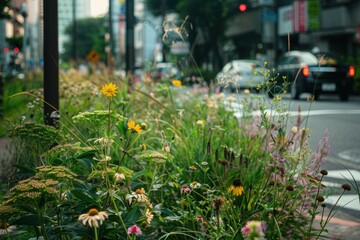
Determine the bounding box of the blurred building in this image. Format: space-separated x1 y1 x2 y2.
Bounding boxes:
58 0 91 58
225 0 360 64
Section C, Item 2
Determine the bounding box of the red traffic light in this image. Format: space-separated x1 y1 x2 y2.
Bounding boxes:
13 47 20 53
3 47 9 53
239 4 247 12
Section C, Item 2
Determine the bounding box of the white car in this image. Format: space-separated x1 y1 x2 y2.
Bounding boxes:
216 60 266 92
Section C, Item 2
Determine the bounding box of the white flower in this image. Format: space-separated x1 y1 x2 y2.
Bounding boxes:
115 173 126 181
0 224 16 235
189 181 202 189
126 188 153 208
78 208 108 228
145 208 154 224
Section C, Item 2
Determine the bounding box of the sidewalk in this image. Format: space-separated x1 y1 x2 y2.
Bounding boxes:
314 205 360 240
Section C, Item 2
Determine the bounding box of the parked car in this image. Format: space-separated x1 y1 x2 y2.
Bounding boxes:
150 62 182 81
216 60 266 92
270 51 355 101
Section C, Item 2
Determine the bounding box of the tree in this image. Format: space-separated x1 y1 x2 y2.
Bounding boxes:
0 0 10 19
146 0 237 71
61 17 107 63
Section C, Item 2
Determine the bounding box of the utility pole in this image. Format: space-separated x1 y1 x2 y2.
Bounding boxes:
43 0 59 126
125 0 134 75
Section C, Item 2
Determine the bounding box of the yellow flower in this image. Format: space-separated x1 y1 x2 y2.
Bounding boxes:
228 178 244 196
78 208 108 228
128 120 142 134
100 83 118 97
172 80 182 87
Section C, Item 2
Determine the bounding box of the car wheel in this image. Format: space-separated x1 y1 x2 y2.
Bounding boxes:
290 82 301 100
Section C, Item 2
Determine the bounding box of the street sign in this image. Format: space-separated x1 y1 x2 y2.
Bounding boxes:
86 50 100 63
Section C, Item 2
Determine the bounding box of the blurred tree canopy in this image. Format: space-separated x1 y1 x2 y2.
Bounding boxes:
0 0 10 19
146 0 236 70
61 17 107 63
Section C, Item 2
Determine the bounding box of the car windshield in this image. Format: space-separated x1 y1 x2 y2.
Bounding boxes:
233 61 259 69
300 52 318 65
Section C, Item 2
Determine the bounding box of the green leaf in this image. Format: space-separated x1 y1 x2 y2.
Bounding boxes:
11 214 41 226
124 207 141 225
70 189 97 205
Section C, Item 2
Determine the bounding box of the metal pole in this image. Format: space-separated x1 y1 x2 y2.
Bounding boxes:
125 0 134 75
43 0 59 126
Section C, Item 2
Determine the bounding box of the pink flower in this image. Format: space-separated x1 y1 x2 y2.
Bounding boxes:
127 225 142 235
241 226 251 235
180 185 191 194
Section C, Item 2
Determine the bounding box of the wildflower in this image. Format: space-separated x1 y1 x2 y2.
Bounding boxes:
320 169 328 176
125 188 153 208
212 197 225 210
0 222 16 235
196 120 204 126
188 165 197 171
100 83 118 97
286 185 294 191
275 95 282 101
228 178 244 196
195 215 204 223
128 120 142 134
115 173 125 181
201 162 208 166
190 181 202 189
145 208 154 224
316 195 325 202
341 184 351 191
291 126 298 134
241 220 266 239
127 224 142 235
227 94 235 103
172 80 182 87
78 208 108 228
180 185 191 194
243 89 250 95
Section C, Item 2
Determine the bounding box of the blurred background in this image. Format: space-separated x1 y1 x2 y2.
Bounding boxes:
0 0 359 86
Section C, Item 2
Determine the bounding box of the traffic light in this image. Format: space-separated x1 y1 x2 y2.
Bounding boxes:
13 47 19 53
238 3 247 12
3 47 9 53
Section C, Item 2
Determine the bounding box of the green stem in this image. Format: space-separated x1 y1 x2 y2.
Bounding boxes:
94 226 99 240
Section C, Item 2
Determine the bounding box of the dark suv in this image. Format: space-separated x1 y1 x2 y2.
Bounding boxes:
269 51 355 101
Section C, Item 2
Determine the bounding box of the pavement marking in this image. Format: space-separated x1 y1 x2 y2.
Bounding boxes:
325 170 360 182
224 101 360 118
325 194 360 212
322 181 342 188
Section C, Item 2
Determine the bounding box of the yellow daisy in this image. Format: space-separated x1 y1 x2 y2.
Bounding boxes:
228 178 244 196
100 83 118 97
128 120 142 134
172 80 182 87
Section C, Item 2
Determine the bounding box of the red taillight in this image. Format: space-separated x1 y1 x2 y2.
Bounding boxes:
302 66 310 77
349 65 355 78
